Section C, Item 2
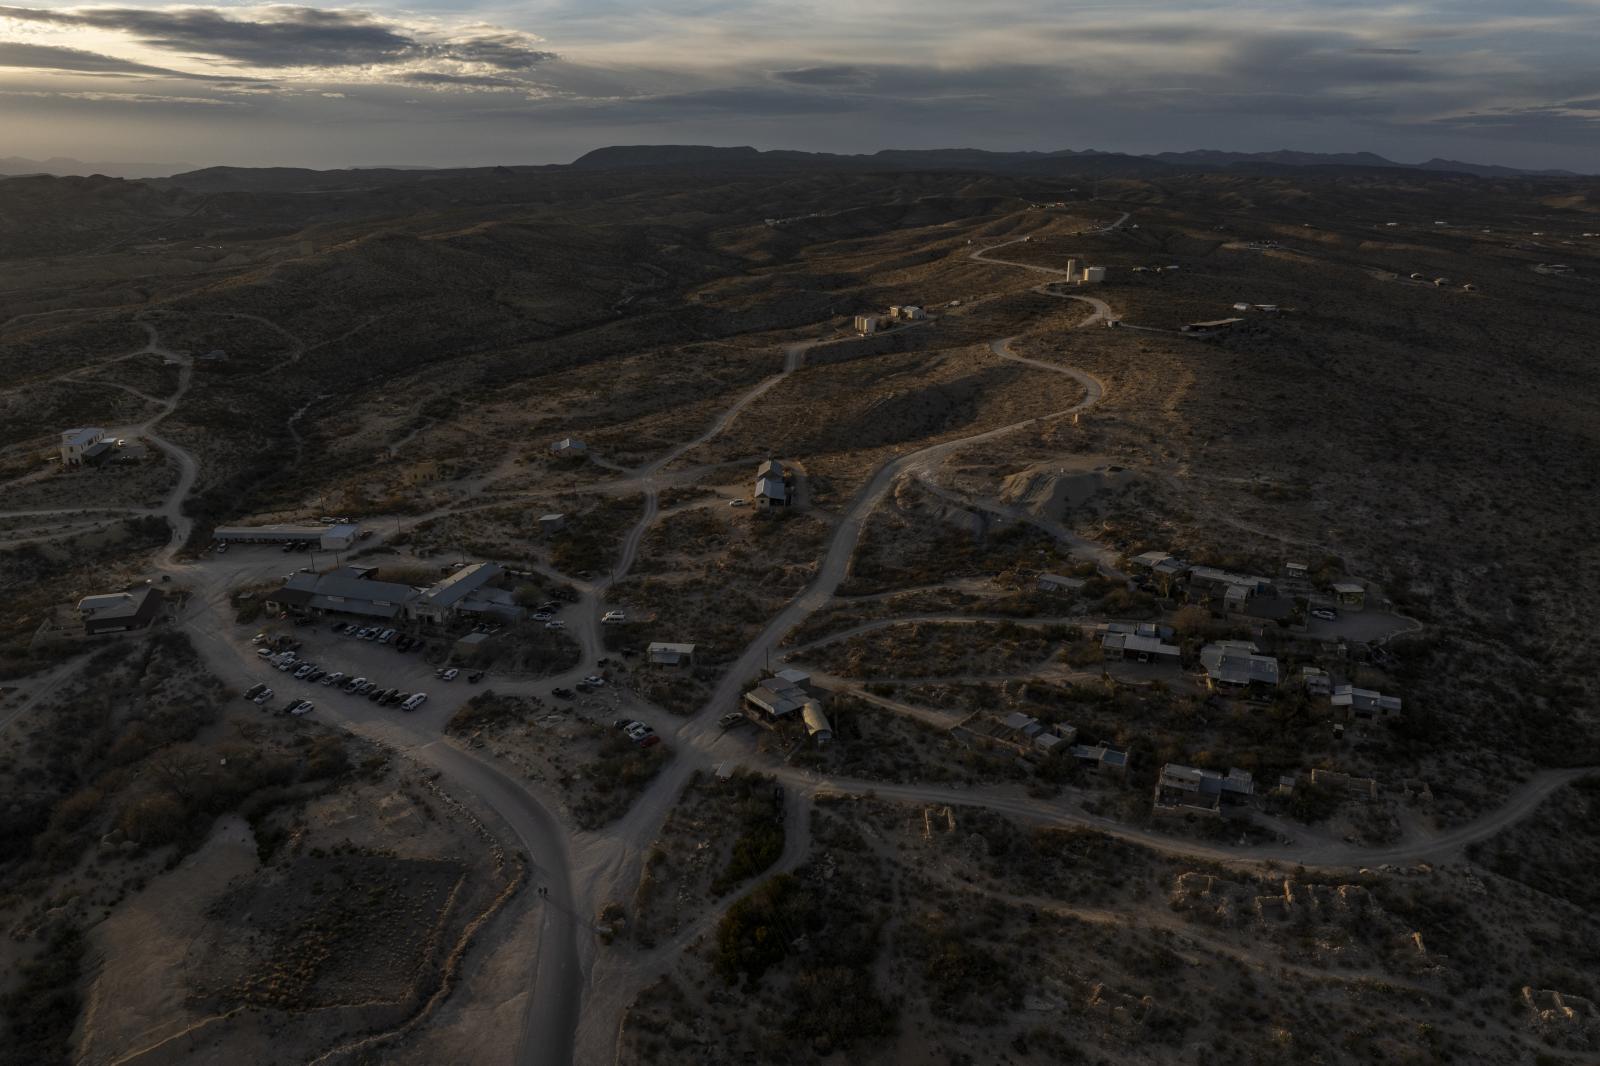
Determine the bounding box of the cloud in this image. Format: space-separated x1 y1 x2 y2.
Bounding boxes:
0 5 555 73
0 39 239 78
1351 47 1423 55
398 71 524 89
771 64 869 87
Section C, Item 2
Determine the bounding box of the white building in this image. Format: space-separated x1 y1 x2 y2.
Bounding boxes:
550 438 587 457
60 426 109 467
853 314 880 335
539 513 567 534
1081 266 1107 284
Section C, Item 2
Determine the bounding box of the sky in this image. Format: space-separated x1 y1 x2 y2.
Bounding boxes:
0 1 1598 171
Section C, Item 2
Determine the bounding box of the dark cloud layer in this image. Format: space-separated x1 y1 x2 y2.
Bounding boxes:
0 5 553 70
0 40 237 78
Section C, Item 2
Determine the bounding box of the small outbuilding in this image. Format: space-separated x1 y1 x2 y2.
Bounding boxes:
648 642 696 667
550 438 587 457
539 513 567 535
801 700 833 743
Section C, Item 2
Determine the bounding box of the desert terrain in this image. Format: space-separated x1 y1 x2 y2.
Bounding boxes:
2 151 1599 1065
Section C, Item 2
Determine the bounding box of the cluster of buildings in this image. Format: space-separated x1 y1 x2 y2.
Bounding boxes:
853 304 926 336
1101 621 1181 665
960 711 1131 775
1128 550 1366 618
1154 763 1255 817
743 668 833 743
59 427 127 469
267 561 524 626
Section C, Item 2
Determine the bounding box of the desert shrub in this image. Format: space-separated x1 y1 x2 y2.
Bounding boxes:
0 923 84 1066
713 873 812 987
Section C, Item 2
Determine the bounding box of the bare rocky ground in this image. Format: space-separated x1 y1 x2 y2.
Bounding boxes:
620 794 1600 1065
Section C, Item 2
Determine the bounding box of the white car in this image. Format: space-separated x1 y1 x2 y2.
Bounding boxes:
441 668 459 682
602 610 626 624
215 542 228 554
545 620 567 630
378 628 396 644
288 700 314 717
583 675 605 686
1310 608 1338 621
256 647 274 659
252 688 274 705
251 632 269 645
294 664 315 679
402 692 428 711
728 499 748 508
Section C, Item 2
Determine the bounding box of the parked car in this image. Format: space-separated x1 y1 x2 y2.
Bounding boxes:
378 628 396 644
256 647 274 659
244 683 267 700
719 712 747 729
1311 608 1338 621
402 692 428 711
251 632 269 645
368 686 388 702
288 700 314 717
467 670 484 684
390 691 410 706
358 681 377 696
294 664 315 679
545 620 567 630
322 671 345 687
441 668 459 682
551 687 574 700
583 675 605 686
215 541 229 554
533 611 553 622
601 611 625 624
331 621 347 634
277 659 299 672
395 635 412 651
252 688 274 705
728 499 748 507
362 627 380 640
344 676 367 692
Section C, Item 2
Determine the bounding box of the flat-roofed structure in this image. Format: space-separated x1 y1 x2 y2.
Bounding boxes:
648 642 696 667
78 587 164 635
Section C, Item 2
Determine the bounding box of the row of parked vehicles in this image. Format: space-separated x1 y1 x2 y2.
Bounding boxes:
241 682 313 715
252 640 428 711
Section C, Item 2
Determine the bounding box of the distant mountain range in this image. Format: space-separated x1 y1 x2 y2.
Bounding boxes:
569 144 1584 179
0 155 196 179
3 145 1584 186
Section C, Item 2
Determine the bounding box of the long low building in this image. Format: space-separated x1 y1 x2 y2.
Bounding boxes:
267 561 525 623
269 566 417 619
215 523 359 551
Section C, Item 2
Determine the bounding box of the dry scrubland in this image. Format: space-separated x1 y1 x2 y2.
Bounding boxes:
0 633 517 1064
3 158 1600 1062
622 794 1600 1065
